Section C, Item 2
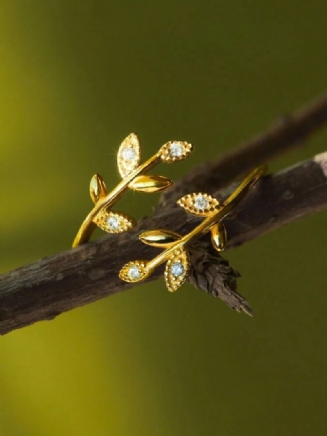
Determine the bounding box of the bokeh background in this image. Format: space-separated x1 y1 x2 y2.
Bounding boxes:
1 1 327 435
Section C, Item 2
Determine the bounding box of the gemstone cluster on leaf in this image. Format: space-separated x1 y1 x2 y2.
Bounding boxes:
119 260 148 282
177 193 219 216
94 211 136 234
160 141 193 163
164 248 190 292
117 133 141 178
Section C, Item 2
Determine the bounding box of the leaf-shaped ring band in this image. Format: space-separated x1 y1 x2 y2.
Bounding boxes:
119 165 267 292
72 133 194 247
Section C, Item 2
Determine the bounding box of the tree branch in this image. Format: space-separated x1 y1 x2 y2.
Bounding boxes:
159 92 327 207
1 151 327 335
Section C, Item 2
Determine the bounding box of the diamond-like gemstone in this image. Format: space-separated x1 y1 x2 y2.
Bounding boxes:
128 265 141 280
122 147 136 161
194 195 208 210
170 142 184 158
170 262 184 277
107 216 120 230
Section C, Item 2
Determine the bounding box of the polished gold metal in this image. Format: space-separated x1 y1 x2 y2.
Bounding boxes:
72 133 193 247
119 165 267 292
211 222 227 252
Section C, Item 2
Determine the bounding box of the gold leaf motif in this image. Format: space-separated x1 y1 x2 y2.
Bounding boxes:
164 248 190 292
139 229 181 248
129 174 172 193
90 174 107 203
119 260 149 283
117 133 141 178
159 141 193 163
94 210 136 234
211 222 227 252
177 193 219 216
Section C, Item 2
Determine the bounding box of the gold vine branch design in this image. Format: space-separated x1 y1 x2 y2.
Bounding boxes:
119 165 266 291
72 133 193 247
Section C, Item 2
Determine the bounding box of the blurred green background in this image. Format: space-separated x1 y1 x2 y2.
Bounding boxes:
1 1 327 435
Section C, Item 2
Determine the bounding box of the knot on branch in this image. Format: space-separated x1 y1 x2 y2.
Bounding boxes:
188 242 253 316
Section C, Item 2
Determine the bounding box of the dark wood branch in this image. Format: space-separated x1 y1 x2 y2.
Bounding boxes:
159 93 327 208
1 151 327 335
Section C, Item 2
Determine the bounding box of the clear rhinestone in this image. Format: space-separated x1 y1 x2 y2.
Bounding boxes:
128 265 141 280
170 142 184 158
122 147 136 161
170 262 184 277
107 216 120 230
194 195 208 210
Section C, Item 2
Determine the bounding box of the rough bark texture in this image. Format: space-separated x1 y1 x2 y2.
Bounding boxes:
1 152 327 335
159 92 327 207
